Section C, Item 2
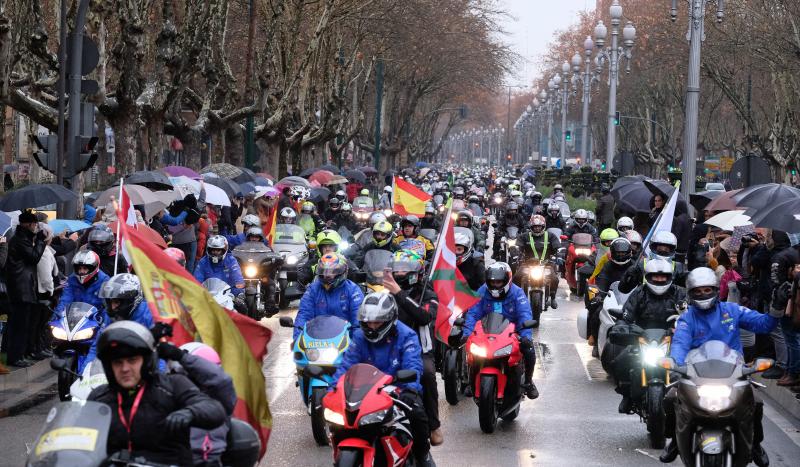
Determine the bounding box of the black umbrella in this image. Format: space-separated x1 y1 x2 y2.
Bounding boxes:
299 167 318 178
611 175 647 193
643 179 677 198
358 166 378 175
733 183 800 211
125 170 173 190
253 176 271 187
232 167 258 184
748 197 800 233
239 182 256 195
319 164 340 174
0 183 79 211
690 190 723 212
204 177 240 198
611 181 652 214
310 187 331 203
344 169 366 184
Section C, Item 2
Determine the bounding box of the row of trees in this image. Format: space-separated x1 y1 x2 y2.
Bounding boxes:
0 0 510 181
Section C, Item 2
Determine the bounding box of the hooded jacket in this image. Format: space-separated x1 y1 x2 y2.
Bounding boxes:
295 279 363 340
463 283 533 340
458 254 486 292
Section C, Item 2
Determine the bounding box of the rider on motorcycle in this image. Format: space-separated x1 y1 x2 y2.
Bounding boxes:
354 220 400 268
659 267 782 466
420 204 440 231
492 201 527 259
462 262 539 400
619 231 686 294
98 273 154 327
294 252 364 341
456 231 486 292
545 202 566 231
226 214 262 248
279 207 297 224
564 209 598 240
613 259 687 414
517 215 561 309
382 250 443 446
616 216 634 234
331 292 434 467
394 215 434 259
55 250 109 319
299 201 325 238
593 238 635 293
88 225 128 276
297 230 360 286
625 230 643 258
456 210 486 253
193 236 245 296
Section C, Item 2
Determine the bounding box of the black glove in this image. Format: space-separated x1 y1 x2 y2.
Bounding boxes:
151 322 173 340
156 342 185 362
164 408 194 433
519 337 533 350
459 335 469 347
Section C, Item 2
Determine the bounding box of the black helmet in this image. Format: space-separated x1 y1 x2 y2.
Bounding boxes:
96 321 157 389
609 238 633 266
400 215 420 233
329 197 342 210
99 273 144 321
88 225 115 256
506 202 519 218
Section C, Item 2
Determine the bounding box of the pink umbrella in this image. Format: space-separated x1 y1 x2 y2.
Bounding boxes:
161 166 200 179
309 170 335 185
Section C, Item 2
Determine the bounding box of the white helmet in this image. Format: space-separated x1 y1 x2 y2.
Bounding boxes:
644 258 673 295
617 216 634 232
280 207 297 223
454 231 473 265
573 209 588 226
686 267 719 310
384 185 393 193
206 235 228 264
242 214 260 229
649 231 677 260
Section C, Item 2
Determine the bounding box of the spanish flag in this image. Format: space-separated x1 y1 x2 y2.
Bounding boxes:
120 222 273 458
392 176 432 216
264 204 279 247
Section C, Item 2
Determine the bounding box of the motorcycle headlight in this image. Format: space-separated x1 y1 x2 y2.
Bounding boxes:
494 197 502 204
324 408 345 425
469 343 487 358
383 209 392 217
339 241 350 251
506 239 517 247
494 344 513 357
72 328 95 341
286 254 299 265
309 347 340 365
51 326 68 340
642 343 667 367
358 408 390 427
697 384 732 412
244 265 258 278
530 266 544 281
575 247 592 257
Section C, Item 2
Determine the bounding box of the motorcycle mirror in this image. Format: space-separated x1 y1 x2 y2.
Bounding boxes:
278 316 295 328
521 319 538 330
394 369 417 384
608 308 624 320
304 365 325 379
658 357 687 376
743 358 774 376
50 358 68 371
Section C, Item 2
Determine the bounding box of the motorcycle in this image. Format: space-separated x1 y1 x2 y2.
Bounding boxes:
49 302 104 401
27 401 261 467
500 226 522 272
442 318 469 407
318 363 418 467
662 341 774 467
577 281 631 370
272 224 310 308
49 358 107 402
231 241 284 318
519 258 555 326
465 313 536 433
280 315 351 446
352 196 375 229
361 249 393 294
564 232 595 296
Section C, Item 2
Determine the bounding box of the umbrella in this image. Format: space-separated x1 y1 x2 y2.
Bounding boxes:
161 166 200 179
95 184 160 209
151 190 179 211
344 169 366 184
49 219 92 235
704 210 752 231
201 163 244 180
318 164 340 174
358 166 378 175
611 181 652 214
256 172 275 181
0 183 79 211
233 167 258 184
611 175 647 193
108 221 167 249
255 186 280 199
748 198 800 233
643 179 677 199
125 170 173 190
690 190 723 212
325 175 349 186
204 176 240 198
238 182 257 195
309 170 335 185
169 177 230 207
310 187 331 203
704 189 741 212
277 176 312 188
415 161 430 168
299 167 318 178
0 211 11 236
253 176 271 187
733 183 800 211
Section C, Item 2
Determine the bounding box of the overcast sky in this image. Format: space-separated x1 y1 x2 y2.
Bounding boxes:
499 0 596 86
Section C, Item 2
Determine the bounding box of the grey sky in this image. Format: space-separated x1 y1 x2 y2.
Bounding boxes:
499 0 596 86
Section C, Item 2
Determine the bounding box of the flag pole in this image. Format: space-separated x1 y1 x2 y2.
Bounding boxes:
114 177 123 275
424 197 453 289
637 181 680 264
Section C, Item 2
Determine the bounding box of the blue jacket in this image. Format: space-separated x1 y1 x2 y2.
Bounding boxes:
332 322 423 392
55 271 111 317
295 279 363 340
194 254 244 295
83 203 96 224
670 301 778 365
463 284 533 340
129 300 155 329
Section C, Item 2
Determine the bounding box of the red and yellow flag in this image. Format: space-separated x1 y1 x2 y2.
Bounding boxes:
120 222 273 457
264 204 279 247
392 176 432 217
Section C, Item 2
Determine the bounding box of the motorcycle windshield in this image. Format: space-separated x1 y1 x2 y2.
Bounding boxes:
686 340 742 378
419 229 437 244
481 312 511 335
506 226 519 239
28 401 111 466
66 303 95 330
234 242 271 254
364 250 393 284
337 226 355 243
305 315 349 340
353 197 374 209
343 364 386 405
274 225 306 245
572 233 593 247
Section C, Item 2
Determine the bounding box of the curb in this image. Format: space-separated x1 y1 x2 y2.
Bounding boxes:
754 374 800 421
0 359 57 419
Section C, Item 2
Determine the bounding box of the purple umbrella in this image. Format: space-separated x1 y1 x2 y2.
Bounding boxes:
161 166 200 179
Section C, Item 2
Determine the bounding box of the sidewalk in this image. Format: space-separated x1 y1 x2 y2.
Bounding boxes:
755 374 800 421
0 359 56 418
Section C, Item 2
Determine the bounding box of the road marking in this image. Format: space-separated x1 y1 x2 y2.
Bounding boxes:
762 399 800 448
574 343 609 382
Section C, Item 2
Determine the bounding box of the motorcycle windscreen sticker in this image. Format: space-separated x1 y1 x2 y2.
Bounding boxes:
35 427 99 456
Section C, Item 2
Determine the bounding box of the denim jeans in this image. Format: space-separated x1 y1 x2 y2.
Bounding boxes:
781 316 800 375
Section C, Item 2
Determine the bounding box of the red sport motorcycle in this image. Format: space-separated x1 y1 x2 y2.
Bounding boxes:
462 313 536 433
318 363 419 466
564 232 595 296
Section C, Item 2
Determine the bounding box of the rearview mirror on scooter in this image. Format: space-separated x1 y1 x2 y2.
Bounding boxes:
521 319 538 330
742 358 774 377
50 358 68 371
279 316 295 328
658 357 687 377
394 369 417 384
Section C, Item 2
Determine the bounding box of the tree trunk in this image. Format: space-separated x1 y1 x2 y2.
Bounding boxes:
278 140 288 178
211 128 225 164
146 114 165 171
290 141 303 175
226 126 244 166
111 111 138 176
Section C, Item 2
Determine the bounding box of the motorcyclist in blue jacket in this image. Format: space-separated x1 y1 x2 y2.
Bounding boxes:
294 252 363 341
660 267 781 466
225 214 263 248
194 236 245 296
463 262 539 399
98 273 154 328
331 292 434 467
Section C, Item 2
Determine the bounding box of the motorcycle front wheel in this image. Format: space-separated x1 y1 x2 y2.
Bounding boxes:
478 375 498 434
57 355 76 401
310 387 328 446
335 448 363 467
698 452 725 467
528 289 542 328
443 349 461 406
646 384 666 449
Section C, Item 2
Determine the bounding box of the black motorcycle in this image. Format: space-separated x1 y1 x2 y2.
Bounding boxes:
231 241 284 318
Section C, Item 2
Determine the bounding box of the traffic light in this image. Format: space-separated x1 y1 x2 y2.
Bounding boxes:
614 111 621 126
601 161 607 170
565 130 572 142
33 134 61 174
76 135 99 174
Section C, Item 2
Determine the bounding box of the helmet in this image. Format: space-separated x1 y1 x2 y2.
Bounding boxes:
686 267 719 310
609 238 633 266
336 190 347 200
242 214 260 229
180 342 221 366
456 210 473 228
530 214 546 236
329 197 342 210
372 220 394 247
204 278 234 309
485 262 513 299
73 250 101 285
617 216 634 233
279 207 297 223
531 191 542 204
625 230 643 248
587 211 596 225
400 215 420 236
368 212 388 228
644 258 673 295
547 203 561 217
341 202 352 213
358 292 398 343
453 187 465 199
99 273 144 321
384 186 393 194
506 202 519 217
468 194 480 204
206 235 228 264
164 247 187 267
360 188 370 196
316 229 342 254
316 252 348 290
96 321 157 389
424 204 436 215
454 231 473 265
246 226 265 242
573 209 589 227
88 225 115 256
554 184 563 192
650 231 677 260
290 185 311 201
301 201 315 214
599 228 620 247
389 250 424 288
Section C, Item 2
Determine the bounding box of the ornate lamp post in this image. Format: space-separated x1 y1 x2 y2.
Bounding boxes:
572 35 598 167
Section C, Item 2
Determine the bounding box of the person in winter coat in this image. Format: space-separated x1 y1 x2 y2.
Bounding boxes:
87 224 129 276
194 236 245 296
595 185 615 231
55 250 110 319
99 273 154 328
517 215 561 309
32 225 58 359
456 230 485 292
455 210 486 253
420 205 441 231
161 188 206 272
224 214 262 249
2 211 47 367
84 202 97 224
89 321 227 466
294 252 364 341
383 250 443 446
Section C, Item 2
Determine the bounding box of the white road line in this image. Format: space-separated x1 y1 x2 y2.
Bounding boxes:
635 448 660 461
762 398 800 448
574 343 595 381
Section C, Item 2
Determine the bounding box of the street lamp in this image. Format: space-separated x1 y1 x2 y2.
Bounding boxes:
559 61 572 163
594 0 636 173
672 0 724 198
572 35 598 167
